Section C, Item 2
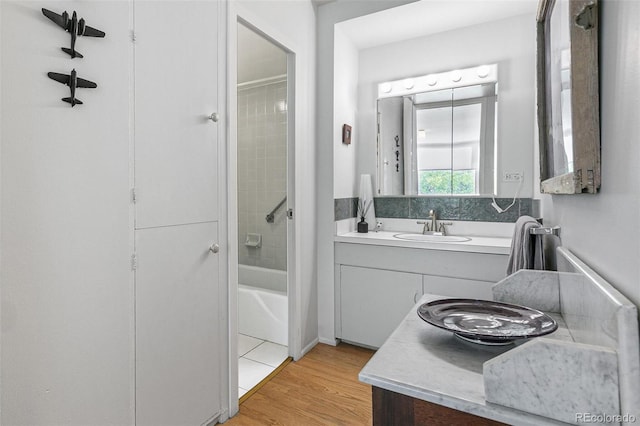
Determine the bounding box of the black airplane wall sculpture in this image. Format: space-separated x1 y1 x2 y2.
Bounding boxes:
42 8 105 59
48 69 97 107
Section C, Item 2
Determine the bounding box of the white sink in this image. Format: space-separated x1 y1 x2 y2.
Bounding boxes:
393 233 471 243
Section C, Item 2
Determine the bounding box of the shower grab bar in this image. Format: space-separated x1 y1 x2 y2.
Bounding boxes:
265 196 287 223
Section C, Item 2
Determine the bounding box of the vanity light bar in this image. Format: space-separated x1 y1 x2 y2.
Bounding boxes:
377 64 498 99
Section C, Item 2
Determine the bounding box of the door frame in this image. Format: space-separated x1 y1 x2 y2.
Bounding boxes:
226 3 300 418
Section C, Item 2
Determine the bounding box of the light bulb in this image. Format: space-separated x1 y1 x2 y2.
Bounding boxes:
426 75 437 86
477 65 490 78
451 70 462 82
380 82 392 93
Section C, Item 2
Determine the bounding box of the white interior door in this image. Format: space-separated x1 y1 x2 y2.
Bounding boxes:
135 224 220 426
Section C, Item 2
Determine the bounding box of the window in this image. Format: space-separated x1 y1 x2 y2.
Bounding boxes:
412 84 496 195
419 170 477 194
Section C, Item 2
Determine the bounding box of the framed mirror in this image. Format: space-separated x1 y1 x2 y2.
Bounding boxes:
537 0 600 194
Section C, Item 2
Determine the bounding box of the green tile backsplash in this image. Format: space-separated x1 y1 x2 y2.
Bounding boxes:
334 197 539 223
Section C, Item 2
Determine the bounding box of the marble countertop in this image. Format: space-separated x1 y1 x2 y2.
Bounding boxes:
335 231 511 255
359 294 570 426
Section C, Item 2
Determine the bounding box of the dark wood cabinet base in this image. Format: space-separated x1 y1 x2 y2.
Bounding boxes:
372 386 507 426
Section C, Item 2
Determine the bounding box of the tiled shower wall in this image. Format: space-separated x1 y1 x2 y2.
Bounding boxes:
238 81 288 271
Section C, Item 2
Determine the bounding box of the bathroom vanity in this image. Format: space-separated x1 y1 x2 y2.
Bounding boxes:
334 230 511 348
359 248 640 425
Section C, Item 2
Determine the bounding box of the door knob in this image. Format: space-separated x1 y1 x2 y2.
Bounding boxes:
209 243 220 254
208 112 219 122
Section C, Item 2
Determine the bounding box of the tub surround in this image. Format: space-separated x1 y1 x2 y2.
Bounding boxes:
334 196 540 222
359 248 640 425
237 81 288 271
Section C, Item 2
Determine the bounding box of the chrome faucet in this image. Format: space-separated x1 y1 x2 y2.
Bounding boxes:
416 210 438 234
428 209 437 232
416 210 454 235
416 220 430 234
438 221 453 235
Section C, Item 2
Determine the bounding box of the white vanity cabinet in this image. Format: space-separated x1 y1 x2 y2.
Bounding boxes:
335 240 509 348
339 265 423 348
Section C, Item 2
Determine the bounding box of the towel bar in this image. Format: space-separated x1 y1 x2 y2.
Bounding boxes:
530 226 561 237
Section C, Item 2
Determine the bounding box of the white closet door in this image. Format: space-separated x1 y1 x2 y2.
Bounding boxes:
135 223 220 426
134 1 219 228
133 1 223 424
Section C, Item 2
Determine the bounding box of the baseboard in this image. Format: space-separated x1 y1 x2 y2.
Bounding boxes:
318 337 338 346
298 337 320 359
205 410 225 425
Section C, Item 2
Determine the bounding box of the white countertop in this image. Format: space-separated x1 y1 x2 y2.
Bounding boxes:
335 231 512 255
359 294 570 426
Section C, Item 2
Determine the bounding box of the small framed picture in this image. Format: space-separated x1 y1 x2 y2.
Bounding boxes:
342 124 352 145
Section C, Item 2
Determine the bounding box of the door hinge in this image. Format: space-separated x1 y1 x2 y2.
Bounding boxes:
131 188 137 203
286 208 294 220
131 254 137 271
131 30 137 43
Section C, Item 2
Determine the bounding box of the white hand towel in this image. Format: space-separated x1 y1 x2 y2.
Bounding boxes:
506 215 545 275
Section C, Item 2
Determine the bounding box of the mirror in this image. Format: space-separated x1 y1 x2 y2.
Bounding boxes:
335 0 538 200
537 0 600 193
377 66 497 196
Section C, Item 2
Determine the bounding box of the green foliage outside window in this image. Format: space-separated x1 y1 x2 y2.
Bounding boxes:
418 170 476 195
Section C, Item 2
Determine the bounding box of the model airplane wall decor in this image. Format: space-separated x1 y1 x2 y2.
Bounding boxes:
48 69 97 107
42 8 105 59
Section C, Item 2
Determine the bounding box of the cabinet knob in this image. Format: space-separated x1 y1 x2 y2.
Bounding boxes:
208 112 219 122
209 243 220 254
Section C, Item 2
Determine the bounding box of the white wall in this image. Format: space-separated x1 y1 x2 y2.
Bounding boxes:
1 1 231 424
541 0 640 308
356 13 536 198
1 1 133 424
333 26 359 199
316 0 417 345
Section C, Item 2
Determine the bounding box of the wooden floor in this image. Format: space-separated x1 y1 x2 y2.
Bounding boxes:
226 343 375 425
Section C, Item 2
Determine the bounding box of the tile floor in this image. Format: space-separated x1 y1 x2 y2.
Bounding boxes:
238 334 289 398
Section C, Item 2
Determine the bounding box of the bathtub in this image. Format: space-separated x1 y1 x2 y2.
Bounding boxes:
238 265 288 346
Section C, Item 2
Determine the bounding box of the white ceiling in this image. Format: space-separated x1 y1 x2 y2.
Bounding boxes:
236 0 538 83
237 23 287 85
338 0 539 50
